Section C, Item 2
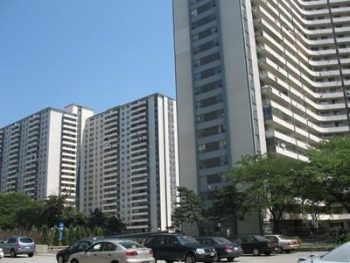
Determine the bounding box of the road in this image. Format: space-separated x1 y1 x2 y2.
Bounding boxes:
0 251 326 263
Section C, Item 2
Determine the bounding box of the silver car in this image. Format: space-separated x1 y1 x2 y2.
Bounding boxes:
298 241 350 263
68 239 155 263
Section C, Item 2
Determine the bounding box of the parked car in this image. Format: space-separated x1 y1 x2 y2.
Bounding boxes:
265 234 299 253
56 237 103 263
196 236 243 262
144 233 216 263
297 241 350 263
0 247 4 259
236 235 278 256
0 236 35 257
68 239 154 263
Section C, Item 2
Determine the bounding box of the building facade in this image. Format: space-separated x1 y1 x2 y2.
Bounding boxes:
173 0 350 231
0 105 94 205
80 94 179 232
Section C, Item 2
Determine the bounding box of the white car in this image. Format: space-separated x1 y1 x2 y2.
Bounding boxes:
0 247 4 259
298 241 350 263
265 234 299 253
68 239 155 263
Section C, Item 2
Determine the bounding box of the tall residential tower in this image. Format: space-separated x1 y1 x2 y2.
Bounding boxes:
173 0 350 204
80 94 179 232
0 105 94 205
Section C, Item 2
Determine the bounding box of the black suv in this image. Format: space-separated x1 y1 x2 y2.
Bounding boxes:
144 233 216 263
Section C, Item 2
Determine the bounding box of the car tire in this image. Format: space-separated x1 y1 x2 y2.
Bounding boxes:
28 252 34 257
57 255 64 263
264 252 271 256
214 254 220 262
252 248 260 256
285 250 291 254
227 257 234 261
71 259 79 263
10 249 16 258
166 260 173 263
278 247 283 253
185 254 196 263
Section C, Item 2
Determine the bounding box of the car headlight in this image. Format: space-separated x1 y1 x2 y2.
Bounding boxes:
196 248 205 254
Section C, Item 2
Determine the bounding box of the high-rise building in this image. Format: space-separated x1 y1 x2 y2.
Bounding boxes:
173 0 350 218
80 94 179 232
0 105 94 205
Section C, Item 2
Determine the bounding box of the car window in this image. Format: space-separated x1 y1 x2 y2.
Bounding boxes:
214 237 230 244
266 236 277 242
166 236 179 245
88 243 102 252
78 241 91 250
69 241 80 251
8 238 16 243
119 241 144 249
201 239 213 246
177 235 197 245
101 242 116 252
153 236 167 245
322 242 350 262
19 238 33 243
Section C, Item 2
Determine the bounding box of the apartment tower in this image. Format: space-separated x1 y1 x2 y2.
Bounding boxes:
173 0 350 214
0 105 94 205
80 94 179 232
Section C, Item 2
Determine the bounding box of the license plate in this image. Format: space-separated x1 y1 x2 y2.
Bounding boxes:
210 253 215 256
233 247 238 251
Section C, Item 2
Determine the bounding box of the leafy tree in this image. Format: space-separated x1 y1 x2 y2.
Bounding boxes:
172 186 205 234
41 195 66 227
104 216 125 235
228 153 304 233
213 184 249 237
0 192 34 229
305 136 350 212
88 208 106 229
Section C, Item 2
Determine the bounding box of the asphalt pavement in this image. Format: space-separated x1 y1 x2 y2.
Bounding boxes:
0 251 327 263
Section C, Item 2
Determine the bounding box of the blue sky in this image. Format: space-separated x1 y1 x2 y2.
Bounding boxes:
0 0 175 127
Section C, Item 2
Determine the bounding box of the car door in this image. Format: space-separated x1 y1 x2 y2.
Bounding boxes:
165 236 183 261
83 242 104 263
241 237 256 253
148 236 167 260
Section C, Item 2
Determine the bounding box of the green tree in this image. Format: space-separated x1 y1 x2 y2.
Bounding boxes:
213 184 249 237
228 153 304 233
305 136 350 212
172 186 205 234
41 225 50 245
0 192 34 229
41 195 66 227
104 216 125 235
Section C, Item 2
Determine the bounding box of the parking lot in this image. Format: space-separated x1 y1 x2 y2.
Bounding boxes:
0 251 326 263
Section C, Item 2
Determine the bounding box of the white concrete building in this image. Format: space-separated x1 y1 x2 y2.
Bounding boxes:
80 94 179 232
173 0 350 232
0 105 94 205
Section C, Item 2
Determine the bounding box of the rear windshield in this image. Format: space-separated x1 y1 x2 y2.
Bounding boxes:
119 241 144 249
19 238 33 243
214 237 231 244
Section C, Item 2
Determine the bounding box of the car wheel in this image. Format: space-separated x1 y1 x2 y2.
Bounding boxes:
285 250 291 254
185 254 196 263
264 252 271 256
214 254 220 262
28 252 34 257
226 257 234 261
278 247 283 253
252 248 260 256
166 260 173 263
57 255 64 263
71 259 79 263
10 249 16 257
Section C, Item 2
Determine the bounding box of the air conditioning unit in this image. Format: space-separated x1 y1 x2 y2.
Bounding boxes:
345 91 350 97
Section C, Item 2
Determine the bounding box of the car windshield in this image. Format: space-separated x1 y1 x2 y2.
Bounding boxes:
177 235 198 245
119 241 144 249
321 241 350 262
19 238 33 243
214 237 231 244
255 236 268 241
277 235 291 240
